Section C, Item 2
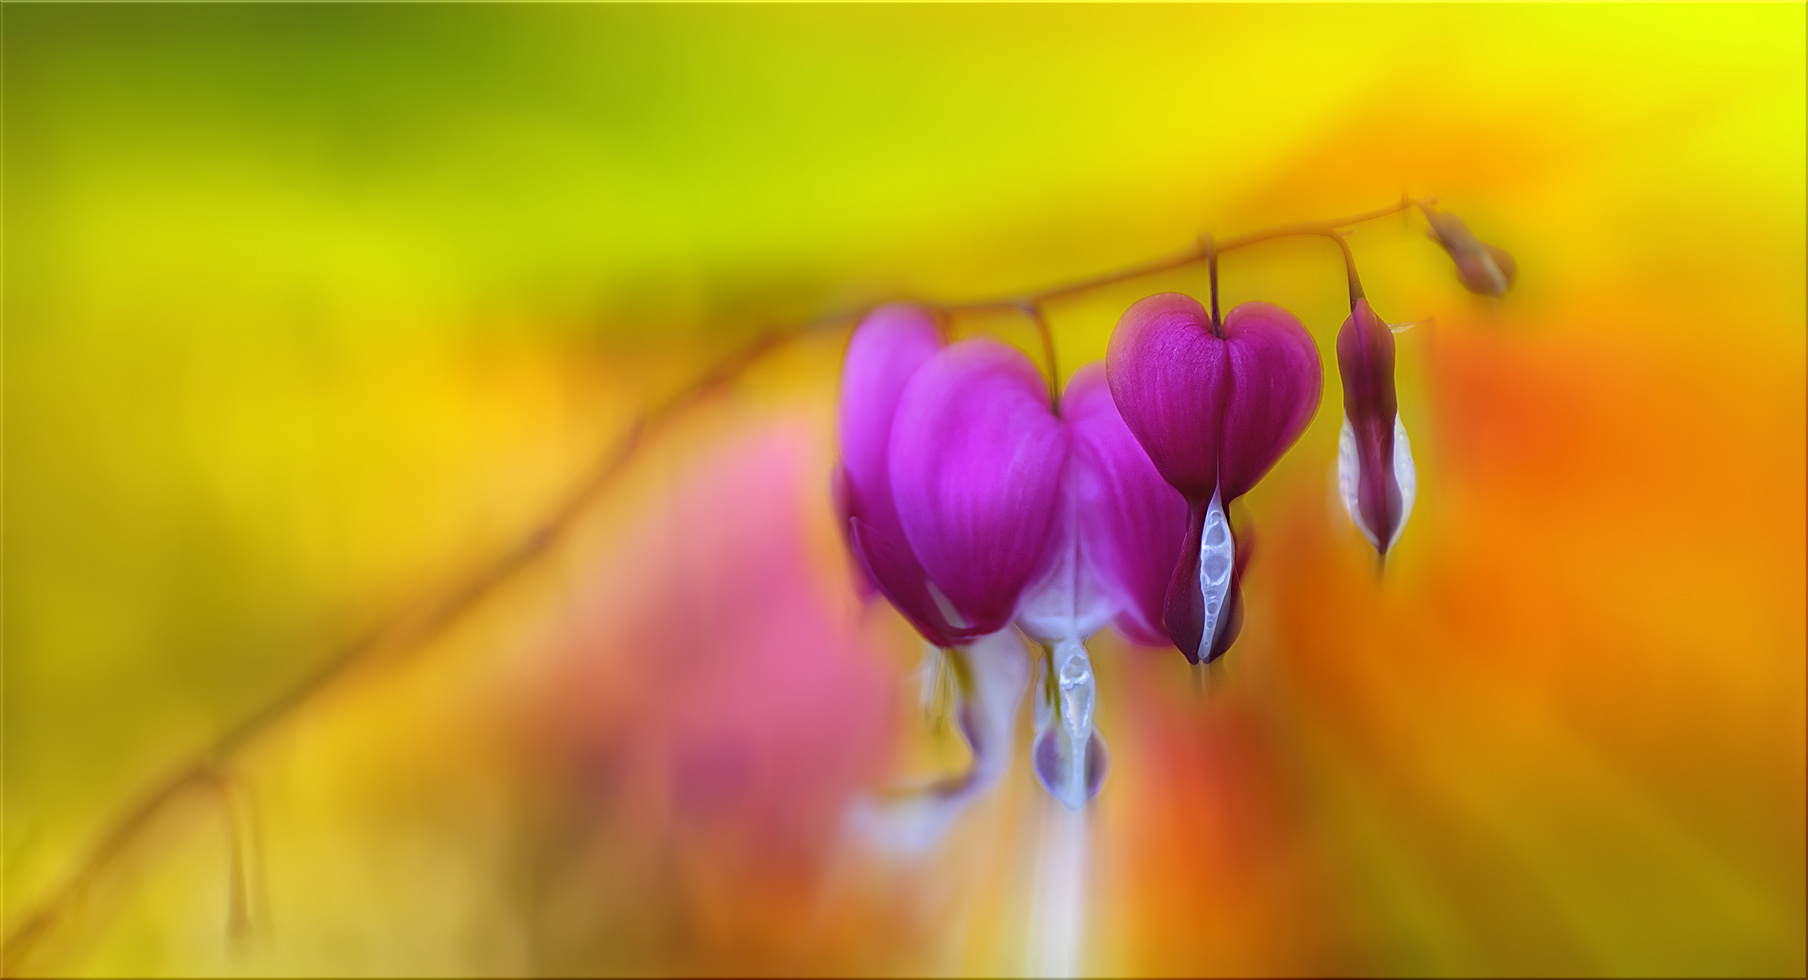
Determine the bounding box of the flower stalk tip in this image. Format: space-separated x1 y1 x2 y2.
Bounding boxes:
1421 205 1516 297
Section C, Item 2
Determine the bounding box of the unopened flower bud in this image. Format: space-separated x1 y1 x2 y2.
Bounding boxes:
1423 207 1516 297
1336 299 1416 556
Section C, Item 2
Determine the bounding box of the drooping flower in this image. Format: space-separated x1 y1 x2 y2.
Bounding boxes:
836 307 1065 819
838 304 1192 813
1336 298 1417 556
1422 206 1517 297
1107 294 1322 664
834 304 975 646
1014 364 1187 807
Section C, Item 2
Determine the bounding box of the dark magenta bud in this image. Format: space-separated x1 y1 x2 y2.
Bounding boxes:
1335 299 1416 555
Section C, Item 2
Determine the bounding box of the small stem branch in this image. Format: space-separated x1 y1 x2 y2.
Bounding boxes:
936 194 1420 317
1215 195 1420 253
1322 230 1365 308
1204 235 1223 337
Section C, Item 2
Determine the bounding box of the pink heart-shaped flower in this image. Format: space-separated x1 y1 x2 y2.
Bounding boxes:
1106 293 1321 662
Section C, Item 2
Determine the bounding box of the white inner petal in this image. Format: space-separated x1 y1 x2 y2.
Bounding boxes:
961 629 1032 788
1197 488 1235 662
1389 413 1416 551
1015 479 1115 645
1052 637 1095 744
1337 415 1378 548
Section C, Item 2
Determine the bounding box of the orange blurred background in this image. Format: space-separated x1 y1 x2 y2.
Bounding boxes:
6 5 1803 976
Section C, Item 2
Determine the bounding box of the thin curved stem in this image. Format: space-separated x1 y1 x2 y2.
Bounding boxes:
1204 234 1223 338
1022 302 1060 409
1321 230 1365 308
0 319 844 975
936 194 1424 316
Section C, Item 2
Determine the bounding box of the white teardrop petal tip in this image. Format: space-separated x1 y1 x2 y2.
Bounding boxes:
1197 489 1235 662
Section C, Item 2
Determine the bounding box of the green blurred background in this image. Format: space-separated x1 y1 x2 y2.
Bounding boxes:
6 5 1804 976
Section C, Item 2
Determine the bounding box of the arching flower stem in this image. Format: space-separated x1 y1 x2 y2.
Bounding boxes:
932 195 1431 321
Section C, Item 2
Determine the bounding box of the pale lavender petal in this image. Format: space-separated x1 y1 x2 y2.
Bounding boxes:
1031 637 1107 808
1059 363 1188 648
1218 302 1323 501
1015 484 1118 645
1105 293 1231 502
1032 727 1108 810
890 340 1067 635
1390 416 1417 551
845 629 1029 854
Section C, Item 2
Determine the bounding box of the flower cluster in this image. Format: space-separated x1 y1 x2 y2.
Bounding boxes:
835 202 1511 814
834 305 1184 808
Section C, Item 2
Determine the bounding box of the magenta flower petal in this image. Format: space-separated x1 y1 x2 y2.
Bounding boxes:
890 339 1067 635
1104 293 1232 501
1057 363 1188 648
847 516 969 647
1217 302 1323 500
838 305 977 642
1336 299 1416 554
837 304 944 538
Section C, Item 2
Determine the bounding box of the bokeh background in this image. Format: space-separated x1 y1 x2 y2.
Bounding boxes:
6 5 1803 976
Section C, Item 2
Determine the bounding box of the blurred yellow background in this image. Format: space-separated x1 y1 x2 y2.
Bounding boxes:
6 5 1803 976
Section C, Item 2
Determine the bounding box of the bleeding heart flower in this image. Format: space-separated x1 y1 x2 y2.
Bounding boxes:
1014 364 1187 807
835 305 962 642
840 305 1065 647
1336 298 1417 556
837 308 1066 820
1107 294 1322 664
